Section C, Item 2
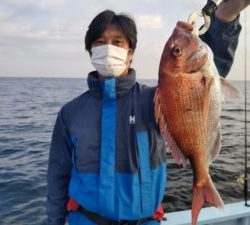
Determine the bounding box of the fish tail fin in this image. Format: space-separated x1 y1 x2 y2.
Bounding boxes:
192 178 224 225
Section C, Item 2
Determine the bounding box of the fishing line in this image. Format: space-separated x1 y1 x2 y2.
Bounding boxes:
244 6 250 207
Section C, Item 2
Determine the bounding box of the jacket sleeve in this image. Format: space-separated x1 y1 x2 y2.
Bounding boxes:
47 109 72 225
200 14 242 77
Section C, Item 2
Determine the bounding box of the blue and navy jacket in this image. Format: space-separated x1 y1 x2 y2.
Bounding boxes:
47 15 241 225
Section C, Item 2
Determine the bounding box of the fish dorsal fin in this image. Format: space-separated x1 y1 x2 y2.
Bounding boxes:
154 88 187 167
209 128 222 163
220 78 241 102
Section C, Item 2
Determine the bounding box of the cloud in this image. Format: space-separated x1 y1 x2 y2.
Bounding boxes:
0 0 72 20
135 14 164 29
0 18 73 42
0 0 71 9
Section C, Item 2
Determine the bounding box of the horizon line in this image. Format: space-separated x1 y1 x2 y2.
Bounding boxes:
0 75 248 81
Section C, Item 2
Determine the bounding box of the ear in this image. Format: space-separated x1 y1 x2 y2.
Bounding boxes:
127 49 134 64
128 49 134 55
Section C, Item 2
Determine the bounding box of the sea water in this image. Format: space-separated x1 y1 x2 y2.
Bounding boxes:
0 77 249 225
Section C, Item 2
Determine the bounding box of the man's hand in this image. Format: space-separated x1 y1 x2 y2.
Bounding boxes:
215 0 250 22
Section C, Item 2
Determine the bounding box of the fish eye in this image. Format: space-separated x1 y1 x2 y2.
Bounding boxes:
171 45 182 57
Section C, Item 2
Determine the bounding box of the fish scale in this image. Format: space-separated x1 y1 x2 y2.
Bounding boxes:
166 78 208 153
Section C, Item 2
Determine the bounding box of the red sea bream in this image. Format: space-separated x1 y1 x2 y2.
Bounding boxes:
154 21 239 225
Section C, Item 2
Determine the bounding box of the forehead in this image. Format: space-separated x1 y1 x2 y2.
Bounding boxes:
99 25 126 39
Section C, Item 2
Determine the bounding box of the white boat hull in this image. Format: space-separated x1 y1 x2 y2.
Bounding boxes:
162 201 250 225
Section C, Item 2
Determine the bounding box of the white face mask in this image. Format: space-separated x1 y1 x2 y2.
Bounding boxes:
91 44 129 77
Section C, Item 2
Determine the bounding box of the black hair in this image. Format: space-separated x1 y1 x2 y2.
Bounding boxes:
85 10 137 53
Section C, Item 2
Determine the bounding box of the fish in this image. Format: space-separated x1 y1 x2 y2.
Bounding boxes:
154 21 240 225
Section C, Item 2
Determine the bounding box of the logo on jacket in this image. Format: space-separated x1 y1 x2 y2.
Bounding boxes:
129 116 136 124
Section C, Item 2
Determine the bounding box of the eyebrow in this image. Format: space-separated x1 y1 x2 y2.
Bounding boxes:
112 35 126 40
97 32 126 40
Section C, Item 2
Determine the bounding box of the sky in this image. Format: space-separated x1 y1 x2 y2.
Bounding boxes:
0 0 249 80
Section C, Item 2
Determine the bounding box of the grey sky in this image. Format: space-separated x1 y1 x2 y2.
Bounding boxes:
0 0 249 80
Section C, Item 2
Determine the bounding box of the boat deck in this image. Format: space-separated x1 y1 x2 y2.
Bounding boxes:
162 201 250 225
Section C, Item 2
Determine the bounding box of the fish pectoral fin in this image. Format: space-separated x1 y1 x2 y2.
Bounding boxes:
200 74 214 91
220 77 241 102
154 89 187 166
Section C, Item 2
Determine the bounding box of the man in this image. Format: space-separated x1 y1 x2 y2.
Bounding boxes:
47 1 249 224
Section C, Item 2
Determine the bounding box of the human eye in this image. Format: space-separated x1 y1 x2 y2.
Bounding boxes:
113 39 124 46
92 39 105 46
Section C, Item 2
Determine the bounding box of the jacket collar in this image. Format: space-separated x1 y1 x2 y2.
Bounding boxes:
87 69 136 97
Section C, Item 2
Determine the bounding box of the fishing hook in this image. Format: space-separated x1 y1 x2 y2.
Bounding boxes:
188 0 224 35
188 10 211 35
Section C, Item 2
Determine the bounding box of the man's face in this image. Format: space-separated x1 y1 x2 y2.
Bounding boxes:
91 25 133 77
